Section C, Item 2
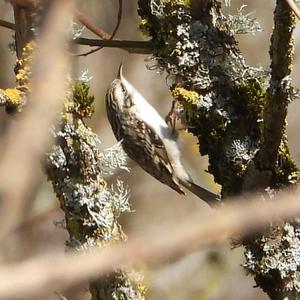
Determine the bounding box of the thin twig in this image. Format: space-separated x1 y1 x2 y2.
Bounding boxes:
75 0 123 57
54 291 69 300
74 8 110 39
14 203 60 233
111 0 123 39
0 20 153 54
0 187 299 299
73 38 154 54
285 0 300 20
0 5 151 55
0 20 16 30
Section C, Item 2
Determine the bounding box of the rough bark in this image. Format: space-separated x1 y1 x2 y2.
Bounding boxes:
45 80 146 300
137 0 300 298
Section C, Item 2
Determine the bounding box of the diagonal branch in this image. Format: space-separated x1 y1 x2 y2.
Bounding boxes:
0 187 300 299
285 0 300 20
74 8 110 39
0 19 15 30
75 0 123 56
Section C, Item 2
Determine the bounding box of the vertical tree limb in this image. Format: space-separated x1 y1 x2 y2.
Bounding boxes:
258 0 296 171
45 79 146 300
11 1 35 59
137 0 300 298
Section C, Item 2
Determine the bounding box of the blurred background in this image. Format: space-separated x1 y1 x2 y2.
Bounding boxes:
0 1 299 299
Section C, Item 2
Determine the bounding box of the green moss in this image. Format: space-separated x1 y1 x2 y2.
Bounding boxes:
273 141 299 186
154 0 191 7
171 79 267 196
189 77 267 195
66 218 82 240
139 18 151 36
235 77 266 121
138 0 191 43
168 0 191 7
73 80 95 118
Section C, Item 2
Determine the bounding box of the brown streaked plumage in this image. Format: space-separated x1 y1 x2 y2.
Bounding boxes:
105 64 219 205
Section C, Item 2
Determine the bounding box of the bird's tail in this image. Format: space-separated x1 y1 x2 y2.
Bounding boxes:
179 179 220 206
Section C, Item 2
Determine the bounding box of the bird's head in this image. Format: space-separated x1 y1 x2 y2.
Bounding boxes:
106 64 134 110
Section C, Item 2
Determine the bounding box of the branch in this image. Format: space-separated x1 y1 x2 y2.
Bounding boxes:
74 0 123 56
45 82 145 298
285 0 300 20
0 20 154 54
0 0 72 240
0 20 15 30
0 187 300 299
74 8 110 39
258 0 295 170
137 1 300 298
73 37 154 54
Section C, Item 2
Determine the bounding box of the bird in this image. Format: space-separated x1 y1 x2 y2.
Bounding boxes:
105 64 219 205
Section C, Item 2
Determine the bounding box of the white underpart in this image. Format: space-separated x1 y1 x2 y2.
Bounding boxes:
121 76 191 182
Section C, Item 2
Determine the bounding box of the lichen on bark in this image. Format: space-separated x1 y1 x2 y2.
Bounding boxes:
1 1 46 114
138 0 269 196
45 77 146 300
137 0 300 298
0 38 34 114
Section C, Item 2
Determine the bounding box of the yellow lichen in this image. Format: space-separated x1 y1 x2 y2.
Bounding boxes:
139 18 151 36
162 0 191 7
275 141 299 185
15 41 35 91
60 111 71 121
3 88 23 105
172 87 200 105
99 179 107 188
0 88 25 113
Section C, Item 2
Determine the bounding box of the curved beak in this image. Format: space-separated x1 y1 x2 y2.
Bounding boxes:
117 63 124 80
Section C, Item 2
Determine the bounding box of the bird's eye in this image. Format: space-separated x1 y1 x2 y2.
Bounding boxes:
120 84 126 93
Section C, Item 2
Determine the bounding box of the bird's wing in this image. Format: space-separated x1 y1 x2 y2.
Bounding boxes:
134 117 170 166
121 112 184 194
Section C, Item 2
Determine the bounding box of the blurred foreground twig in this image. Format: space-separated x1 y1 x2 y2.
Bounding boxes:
285 0 300 20
0 188 300 299
0 0 72 240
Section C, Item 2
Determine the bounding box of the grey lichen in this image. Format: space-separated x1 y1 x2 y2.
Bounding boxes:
244 221 300 294
100 141 130 175
46 108 128 244
45 74 146 299
226 137 258 169
90 270 147 300
139 0 266 196
70 20 85 40
138 0 300 297
227 5 262 35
